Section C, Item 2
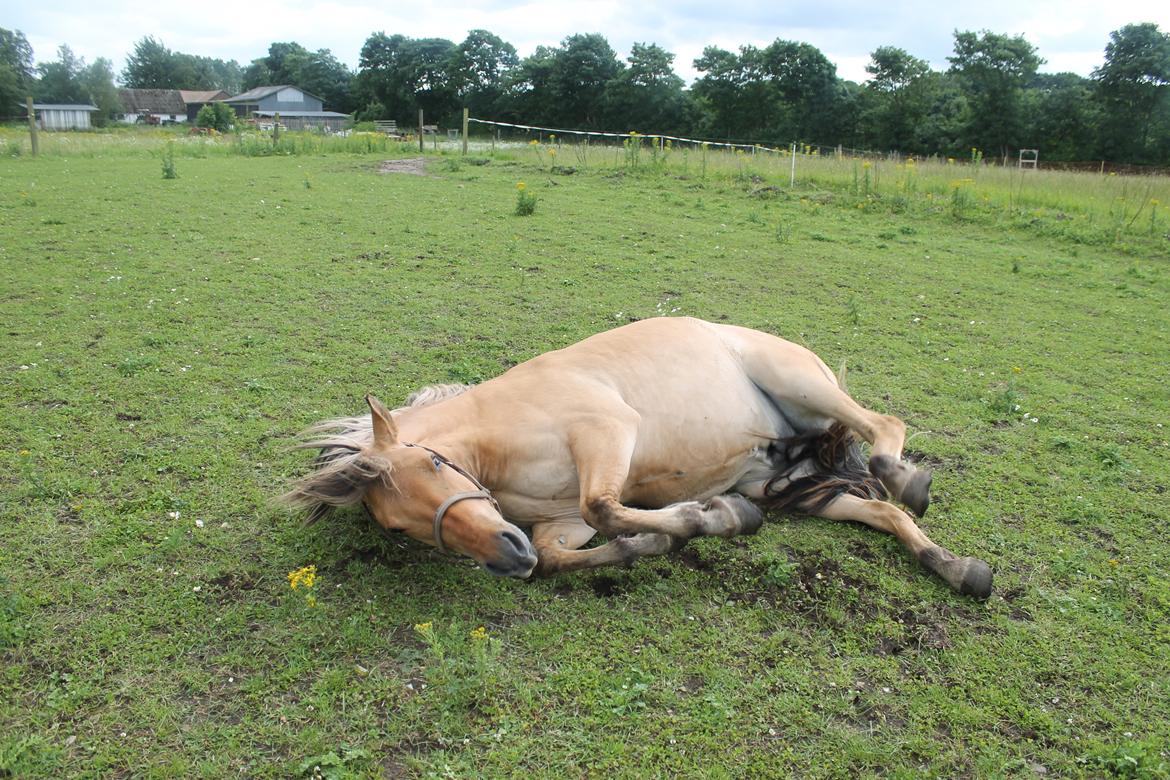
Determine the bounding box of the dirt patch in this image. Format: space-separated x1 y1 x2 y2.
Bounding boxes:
379 158 429 176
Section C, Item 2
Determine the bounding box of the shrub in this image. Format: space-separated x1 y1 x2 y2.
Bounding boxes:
195 103 235 133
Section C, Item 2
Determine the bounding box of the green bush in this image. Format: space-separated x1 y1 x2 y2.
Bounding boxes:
195 103 235 133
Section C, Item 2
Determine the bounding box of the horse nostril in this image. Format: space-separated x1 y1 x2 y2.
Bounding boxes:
500 530 530 556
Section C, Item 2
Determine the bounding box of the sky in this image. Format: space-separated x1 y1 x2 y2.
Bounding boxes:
8 0 1170 86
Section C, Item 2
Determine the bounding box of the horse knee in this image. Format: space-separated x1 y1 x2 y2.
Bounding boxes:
583 496 627 536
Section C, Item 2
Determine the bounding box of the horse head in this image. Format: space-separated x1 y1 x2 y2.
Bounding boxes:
285 395 538 578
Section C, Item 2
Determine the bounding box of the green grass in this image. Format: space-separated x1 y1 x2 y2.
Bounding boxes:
1 135 1169 778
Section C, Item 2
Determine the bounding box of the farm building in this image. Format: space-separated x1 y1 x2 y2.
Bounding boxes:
118 89 187 124
180 90 230 123
33 104 98 130
221 85 350 132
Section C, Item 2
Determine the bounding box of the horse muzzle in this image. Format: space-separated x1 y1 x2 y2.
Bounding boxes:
482 529 539 578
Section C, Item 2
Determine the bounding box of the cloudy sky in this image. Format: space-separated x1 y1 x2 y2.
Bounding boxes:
9 0 1170 84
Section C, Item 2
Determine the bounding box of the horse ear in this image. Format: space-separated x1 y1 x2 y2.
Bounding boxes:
366 394 399 448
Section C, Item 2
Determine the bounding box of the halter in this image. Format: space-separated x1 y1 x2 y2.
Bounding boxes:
364 443 499 554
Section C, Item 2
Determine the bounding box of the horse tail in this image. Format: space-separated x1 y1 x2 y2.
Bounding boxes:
760 422 887 514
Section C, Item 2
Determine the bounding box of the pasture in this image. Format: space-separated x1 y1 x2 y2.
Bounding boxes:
2 131 1169 778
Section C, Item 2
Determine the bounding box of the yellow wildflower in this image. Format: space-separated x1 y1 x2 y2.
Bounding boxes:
862 161 872 169
414 621 433 633
18 449 30 457
528 139 539 146
470 626 488 641
548 148 556 156
288 565 317 590
516 182 526 191
1012 366 1022 373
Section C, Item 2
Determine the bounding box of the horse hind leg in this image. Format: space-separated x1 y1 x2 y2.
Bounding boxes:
733 329 932 516
811 494 992 599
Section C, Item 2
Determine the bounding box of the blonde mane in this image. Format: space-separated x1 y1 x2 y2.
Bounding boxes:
281 383 473 521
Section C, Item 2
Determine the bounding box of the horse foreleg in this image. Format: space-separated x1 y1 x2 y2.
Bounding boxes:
529 521 684 576
569 416 763 540
807 493 993 599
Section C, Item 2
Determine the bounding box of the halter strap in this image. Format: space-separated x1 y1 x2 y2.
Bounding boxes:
406 443 499 553
365 443 499 553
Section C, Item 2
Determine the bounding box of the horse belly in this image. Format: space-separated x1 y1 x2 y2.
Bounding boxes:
622 384 785 508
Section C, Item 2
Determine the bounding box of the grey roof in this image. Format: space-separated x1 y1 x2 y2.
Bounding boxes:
179 90 229 103
118 89 185 114
34 104 98 111
253 110 350 118
225 84 325 103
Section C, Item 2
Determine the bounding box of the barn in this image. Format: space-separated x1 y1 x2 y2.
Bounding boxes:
221 85 350 132
33 104 99 130
117 89 187 124
180 90 230 123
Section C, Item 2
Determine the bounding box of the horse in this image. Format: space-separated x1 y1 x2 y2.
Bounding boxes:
282 317 992 599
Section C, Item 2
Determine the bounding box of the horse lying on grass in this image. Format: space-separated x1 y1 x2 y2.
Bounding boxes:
283 317 992 599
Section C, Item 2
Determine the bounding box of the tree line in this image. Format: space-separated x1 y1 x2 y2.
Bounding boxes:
2 24 1168 164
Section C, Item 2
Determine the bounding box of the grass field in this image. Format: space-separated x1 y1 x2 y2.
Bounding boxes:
2 131 1169 778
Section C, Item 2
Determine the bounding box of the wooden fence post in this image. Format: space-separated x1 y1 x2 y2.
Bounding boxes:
273 112 280 144
418 109 424 153
462 108 469 155
27 97 39 156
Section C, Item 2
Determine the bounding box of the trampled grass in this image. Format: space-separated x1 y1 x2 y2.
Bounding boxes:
1 133 1169 778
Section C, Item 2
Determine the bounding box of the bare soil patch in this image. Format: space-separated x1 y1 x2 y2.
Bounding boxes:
379 158 429 175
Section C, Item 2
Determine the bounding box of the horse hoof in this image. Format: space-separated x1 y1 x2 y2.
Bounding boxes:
957 557 993 600
715 494 764 535
902 469 932 517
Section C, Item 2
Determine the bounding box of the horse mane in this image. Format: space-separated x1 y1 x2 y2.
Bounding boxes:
280 383 473 522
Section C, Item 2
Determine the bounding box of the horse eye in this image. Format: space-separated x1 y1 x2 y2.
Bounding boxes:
431 455 443 471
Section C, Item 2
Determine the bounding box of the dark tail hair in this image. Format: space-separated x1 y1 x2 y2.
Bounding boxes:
761 422 887 513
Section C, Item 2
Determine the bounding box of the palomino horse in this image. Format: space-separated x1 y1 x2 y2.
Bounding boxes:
283 317 992 598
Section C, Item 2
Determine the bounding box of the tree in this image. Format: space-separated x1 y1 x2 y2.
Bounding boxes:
860 47 934 151
603 43 691 134
0 28 34 117
1093 23 1170 163
692 46 754 139
692 39 846 144
1021 73 1100 161
80 58 121 125
947 30 1043 158
123 37 241 92
548 34 621 128
356 33 458 123
451 30 518 117
757 39 844 142
503 45 559 124
122 37 178 88
36 45 87 104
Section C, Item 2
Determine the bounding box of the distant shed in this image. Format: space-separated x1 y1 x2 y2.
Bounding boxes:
180 90 230 123
222 85 350 131
33 104 98 130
